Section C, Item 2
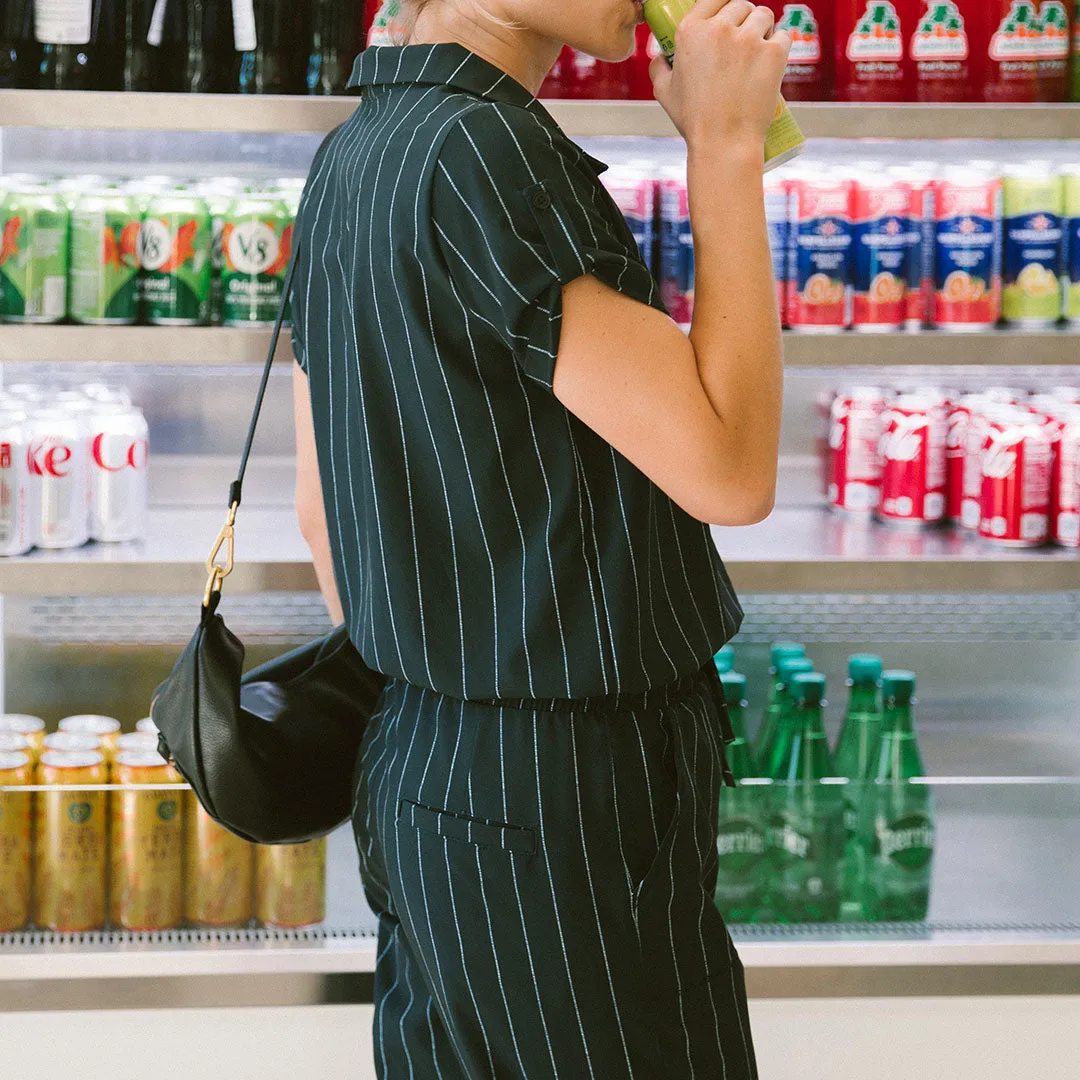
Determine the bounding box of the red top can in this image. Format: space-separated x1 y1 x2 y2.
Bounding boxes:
835 0 917 101
765 2 835 99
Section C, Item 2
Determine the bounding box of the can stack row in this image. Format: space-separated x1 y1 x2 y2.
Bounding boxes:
0 381 148 555
0 713 327 934
828 383 1080 545
0 174 304 327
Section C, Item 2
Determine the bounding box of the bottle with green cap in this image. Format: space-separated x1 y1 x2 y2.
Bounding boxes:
762 656 815 780
766 672 843 923
713 644 735 675
713 672 767 924
755 643 807 762
864 671 935 922
835 654 885 922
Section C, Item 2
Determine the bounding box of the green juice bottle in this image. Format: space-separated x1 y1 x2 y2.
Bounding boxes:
713 672 768 924
864 671 935 922
713 644 735 675
754 642 806 762
766 672 843 923
834 654 884 922
762 656 815 780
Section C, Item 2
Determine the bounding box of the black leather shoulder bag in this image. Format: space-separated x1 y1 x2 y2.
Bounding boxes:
152 253 385 846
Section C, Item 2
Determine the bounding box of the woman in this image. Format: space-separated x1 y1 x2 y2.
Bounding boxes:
291 0 788 1076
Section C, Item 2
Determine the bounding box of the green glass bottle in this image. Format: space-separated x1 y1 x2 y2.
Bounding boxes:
762 656 815 780
834 654 884 922
713 644 735 675
714 672 768 924
864 671 935 922
753 642 806 758
766 672 843 923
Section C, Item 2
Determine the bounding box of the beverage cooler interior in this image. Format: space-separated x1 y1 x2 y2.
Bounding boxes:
0 54 1079 1078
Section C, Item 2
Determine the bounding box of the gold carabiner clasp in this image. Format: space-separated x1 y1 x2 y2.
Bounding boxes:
202 502 238 608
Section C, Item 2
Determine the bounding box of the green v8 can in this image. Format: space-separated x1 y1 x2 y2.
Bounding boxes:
69 188 142 325
221 194 294 327
643 0 806 171
195 179 245 326
138 190 212 325
0 188 70 323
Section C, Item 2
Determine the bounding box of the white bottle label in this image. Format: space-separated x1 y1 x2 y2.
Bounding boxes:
147 0 168 47
232 0 257 52
35 0 93 46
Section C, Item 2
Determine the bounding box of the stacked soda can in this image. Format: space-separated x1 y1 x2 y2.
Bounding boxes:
0 382 148 555
827 383 1079 546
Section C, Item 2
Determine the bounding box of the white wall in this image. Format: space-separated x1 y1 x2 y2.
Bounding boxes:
0 997 1077 1080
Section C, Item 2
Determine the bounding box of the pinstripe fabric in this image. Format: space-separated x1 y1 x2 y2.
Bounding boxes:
352 667 758 1080
290 42 743 701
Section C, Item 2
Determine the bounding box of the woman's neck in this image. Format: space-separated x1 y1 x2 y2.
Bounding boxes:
409 3 562 97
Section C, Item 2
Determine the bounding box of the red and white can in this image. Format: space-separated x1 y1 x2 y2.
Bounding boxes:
983 385 1029 405
0 409 32 557
877 392 947 527
827 387 888 514
1049 386 1080 404
1052 410 1080 547
88 405 149 543
27 408 88 550
961 401 993 529
947 393 986 522
978 410 1052 546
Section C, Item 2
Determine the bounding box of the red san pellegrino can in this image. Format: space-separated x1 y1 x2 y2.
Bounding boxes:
979 408 1052 545
88 404 149 543
828 387 888 513
786 172 854 331
26 408 88 550
1052 409 1080 546
878 392 947 526
852 173 913 331
766 1 835 99
836 0 916 101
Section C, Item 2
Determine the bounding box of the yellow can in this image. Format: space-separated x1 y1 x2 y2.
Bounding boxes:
41 732 101 768
255 839 327 929
59 715 121 765
34 750 108 932
184 794 254 928
0 750 33 933
0 715 45 762
116 732 159 755
110 751 183 931
135 717 159 736
0 732 32 755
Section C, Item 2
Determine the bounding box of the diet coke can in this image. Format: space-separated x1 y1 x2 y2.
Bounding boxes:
877 392 947 527
1052 410 1080 547
1049 386 1080 404
0 409 32 556
978 410 1052 547
27 408 88 549
88 405 149 543
827 387 887 514
947 393 986 523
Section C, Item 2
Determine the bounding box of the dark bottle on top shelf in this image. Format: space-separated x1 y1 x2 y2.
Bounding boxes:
122 0 156 90
31 0 124 90
156 0 238 93
305 0 360 95
234 0 302 94
0 0 34 88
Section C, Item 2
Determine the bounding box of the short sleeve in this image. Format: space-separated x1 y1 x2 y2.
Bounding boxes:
431 104 668 390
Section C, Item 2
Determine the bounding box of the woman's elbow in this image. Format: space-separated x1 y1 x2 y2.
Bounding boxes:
686 478 776 527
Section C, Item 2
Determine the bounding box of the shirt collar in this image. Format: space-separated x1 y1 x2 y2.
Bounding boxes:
347 43 609 175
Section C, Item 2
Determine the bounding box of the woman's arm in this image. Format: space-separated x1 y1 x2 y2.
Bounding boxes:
293 362 345 626
553 0 788 527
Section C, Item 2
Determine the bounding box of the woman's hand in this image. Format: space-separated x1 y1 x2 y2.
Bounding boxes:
650 0 791 153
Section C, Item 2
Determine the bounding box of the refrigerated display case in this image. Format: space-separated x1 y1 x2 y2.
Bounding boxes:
0 89 1079 1080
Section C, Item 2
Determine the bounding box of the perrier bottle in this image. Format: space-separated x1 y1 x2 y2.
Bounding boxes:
834 654 884 921
713 671 767 924
754 641 806 762
766 672 843 923
761 655 814 780
864 671 935 922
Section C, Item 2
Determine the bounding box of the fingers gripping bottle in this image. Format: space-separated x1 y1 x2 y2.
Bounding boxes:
644 0 807 170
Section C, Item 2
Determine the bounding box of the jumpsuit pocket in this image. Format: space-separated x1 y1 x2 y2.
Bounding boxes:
397 799 537 857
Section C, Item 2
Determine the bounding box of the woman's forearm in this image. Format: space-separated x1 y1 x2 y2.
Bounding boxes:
306 520 345 627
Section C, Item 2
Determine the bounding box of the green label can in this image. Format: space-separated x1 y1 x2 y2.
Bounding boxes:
1064 168 1080 323
1002 169 1065 327
195 181 245 326
221 194 294 327
69 189 142 325
138 191 212 326
0 188 70 323
642 0 806 170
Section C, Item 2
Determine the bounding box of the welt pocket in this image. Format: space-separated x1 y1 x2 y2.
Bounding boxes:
397 799 537 856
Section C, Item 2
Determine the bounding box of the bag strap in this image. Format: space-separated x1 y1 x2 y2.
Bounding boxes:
203 251 300 609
